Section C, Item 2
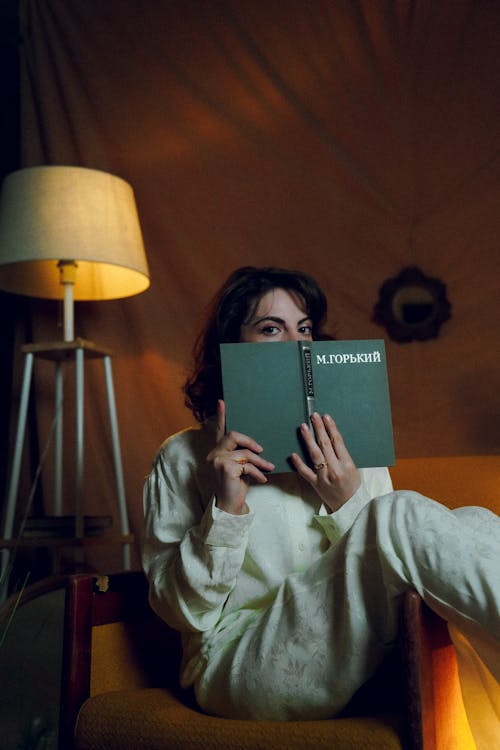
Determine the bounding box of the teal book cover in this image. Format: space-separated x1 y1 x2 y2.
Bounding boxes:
220 339 395 473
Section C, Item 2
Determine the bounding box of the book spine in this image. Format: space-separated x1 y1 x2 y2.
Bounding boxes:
300 342 315 426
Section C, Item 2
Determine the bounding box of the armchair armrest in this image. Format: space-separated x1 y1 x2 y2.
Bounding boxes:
61 571 183 748
402 591 474 749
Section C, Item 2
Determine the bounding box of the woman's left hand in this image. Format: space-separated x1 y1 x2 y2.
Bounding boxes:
290 412 361 513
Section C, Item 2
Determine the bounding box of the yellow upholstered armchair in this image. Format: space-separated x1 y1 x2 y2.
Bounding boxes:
67 572 466 750
62 572 418 749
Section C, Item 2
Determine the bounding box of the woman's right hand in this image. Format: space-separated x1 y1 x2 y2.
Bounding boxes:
207 400 275 515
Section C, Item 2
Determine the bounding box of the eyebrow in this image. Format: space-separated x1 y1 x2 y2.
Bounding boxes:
249 315 312 327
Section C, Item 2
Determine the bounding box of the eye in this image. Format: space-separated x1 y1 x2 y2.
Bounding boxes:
298 324 313 335
260 325 281 336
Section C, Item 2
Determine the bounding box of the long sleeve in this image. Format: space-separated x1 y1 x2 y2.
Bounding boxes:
142 424 253 633
315 466 394 544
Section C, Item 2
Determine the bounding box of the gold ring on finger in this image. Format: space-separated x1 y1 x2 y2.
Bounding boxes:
235 457 248 465
314 461 326 472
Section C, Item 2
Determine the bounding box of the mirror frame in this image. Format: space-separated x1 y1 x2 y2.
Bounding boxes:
373 266 451 343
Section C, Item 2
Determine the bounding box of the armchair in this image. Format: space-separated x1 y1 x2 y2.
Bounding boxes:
68 572 447 750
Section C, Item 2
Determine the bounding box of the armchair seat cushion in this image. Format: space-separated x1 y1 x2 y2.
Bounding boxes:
75 687 403 750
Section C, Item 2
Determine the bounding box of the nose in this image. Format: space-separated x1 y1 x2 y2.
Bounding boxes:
283 330 304 341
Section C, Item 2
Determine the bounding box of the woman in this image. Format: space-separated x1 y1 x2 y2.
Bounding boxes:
143 267 499 740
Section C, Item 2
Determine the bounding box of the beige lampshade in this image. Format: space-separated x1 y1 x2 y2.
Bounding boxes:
0 166 150 300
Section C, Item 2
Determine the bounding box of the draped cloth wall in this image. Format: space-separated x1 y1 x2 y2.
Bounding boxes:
10 0 500 568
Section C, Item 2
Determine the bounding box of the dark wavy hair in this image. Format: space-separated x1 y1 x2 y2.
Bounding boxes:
184 266 332 422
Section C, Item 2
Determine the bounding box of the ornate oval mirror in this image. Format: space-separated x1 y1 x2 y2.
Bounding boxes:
373 266 451 343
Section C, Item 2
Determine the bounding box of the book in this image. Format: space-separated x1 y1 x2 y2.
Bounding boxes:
220 339 395 473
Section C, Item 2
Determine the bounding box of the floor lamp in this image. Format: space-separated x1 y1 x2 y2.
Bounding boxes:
0 166 150 597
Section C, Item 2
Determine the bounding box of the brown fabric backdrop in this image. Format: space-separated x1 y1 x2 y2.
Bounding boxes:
10 0 500 569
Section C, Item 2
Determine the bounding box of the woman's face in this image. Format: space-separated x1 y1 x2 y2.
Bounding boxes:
239 288 313 343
